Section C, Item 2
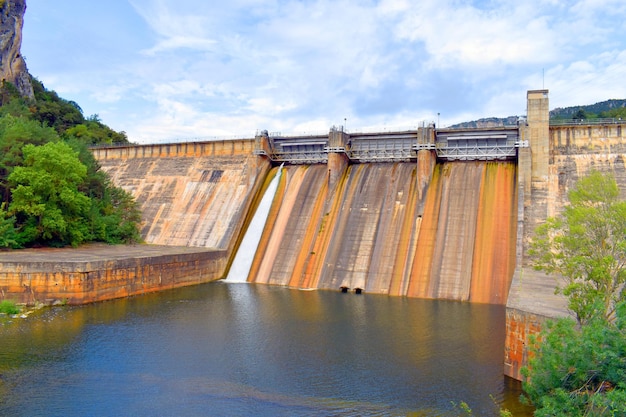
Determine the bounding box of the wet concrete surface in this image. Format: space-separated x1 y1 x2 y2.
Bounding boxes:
0 243 217 264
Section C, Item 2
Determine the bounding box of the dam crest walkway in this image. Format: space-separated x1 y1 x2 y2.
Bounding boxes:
254 125 527 164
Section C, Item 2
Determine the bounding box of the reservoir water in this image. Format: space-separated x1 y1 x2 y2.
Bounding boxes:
0 283 532 416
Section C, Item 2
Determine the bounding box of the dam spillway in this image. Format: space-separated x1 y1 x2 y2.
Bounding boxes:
408 162 517 303
247 161 517 304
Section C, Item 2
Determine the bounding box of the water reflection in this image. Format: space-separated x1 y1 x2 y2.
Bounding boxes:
0 283 532 416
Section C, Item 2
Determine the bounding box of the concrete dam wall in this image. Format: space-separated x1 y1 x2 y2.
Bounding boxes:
93 135 518 305
86 90 626 383
248 161 517 304
94 140 270 254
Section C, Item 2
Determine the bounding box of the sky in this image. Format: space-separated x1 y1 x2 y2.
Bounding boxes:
20 0 626 144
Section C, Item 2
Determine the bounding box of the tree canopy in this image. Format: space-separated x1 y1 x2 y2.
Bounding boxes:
525 171 626 415
9 142 90 246
531 171 626 324
523 305 626 416
550 99 626 121
0 77 141 248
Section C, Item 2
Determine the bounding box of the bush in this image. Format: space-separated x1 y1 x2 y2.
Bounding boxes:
0 300 20 315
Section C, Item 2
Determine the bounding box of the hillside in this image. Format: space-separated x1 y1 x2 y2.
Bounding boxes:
451 98 626 128
549 99 626 119
449 116 521 129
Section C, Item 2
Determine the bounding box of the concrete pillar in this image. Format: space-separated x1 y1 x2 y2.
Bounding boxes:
415 126 436 214
252 130 273 189
526 90 550 182
255 130 272 156
521 91 551 257
327 127 349 191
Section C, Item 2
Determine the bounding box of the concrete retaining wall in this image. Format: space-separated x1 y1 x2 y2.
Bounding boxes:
0 245 227 305
504 267 569 380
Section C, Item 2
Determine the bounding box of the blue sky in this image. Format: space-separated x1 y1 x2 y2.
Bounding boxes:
21 0 626 144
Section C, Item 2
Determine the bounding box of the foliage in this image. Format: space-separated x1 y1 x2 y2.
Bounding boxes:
0 78 141 248
0 115 58 204
0 300 20 315
525 172 626 415
0 80 25 108
602 107 626 120
0 203 18 248
550 99 626 120
92 182 142 244
29 77 129 143
8 142 90 247
572 108 588 120
451 400 512 416
523 306 626 416
65 139 142 244
530 171 626 325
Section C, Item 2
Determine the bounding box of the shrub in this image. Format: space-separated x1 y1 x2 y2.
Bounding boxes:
0 299 20 315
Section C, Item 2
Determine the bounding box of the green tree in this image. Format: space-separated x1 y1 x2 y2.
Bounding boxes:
573 108 589 120
29 77 129 144
0 203 18 248
8 141 91 247
65 119 128 145
530 171 626 325
0 115 58 204
603 107 626 120
0 76 140 247
523 306 626 416
525 171 626 415
65 138 142 244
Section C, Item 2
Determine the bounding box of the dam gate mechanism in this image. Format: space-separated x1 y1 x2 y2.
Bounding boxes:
253 123 529 164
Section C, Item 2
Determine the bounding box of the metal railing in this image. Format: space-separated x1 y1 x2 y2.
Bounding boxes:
435 143 517 160
549 118 624 126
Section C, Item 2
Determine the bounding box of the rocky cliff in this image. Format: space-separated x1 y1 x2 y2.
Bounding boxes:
0 0 33 98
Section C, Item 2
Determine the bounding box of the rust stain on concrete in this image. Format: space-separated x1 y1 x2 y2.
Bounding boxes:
244 161 517 303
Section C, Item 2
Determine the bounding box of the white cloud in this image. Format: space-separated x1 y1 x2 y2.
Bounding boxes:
393 0 561 68
542 50 626 110
21 0 626 143
142 36 217 55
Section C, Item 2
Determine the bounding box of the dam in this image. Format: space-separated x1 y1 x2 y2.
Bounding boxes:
91 123 521 303
3 90 626 381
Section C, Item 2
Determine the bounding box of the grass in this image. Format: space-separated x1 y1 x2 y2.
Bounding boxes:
0 299 20 315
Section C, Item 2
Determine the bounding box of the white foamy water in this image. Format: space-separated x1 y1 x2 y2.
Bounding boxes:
225 164 283 283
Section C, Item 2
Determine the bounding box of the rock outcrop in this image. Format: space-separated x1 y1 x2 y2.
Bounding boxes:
0 0 33 99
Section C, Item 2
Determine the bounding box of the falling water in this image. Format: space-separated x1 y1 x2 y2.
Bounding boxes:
225 164 283 283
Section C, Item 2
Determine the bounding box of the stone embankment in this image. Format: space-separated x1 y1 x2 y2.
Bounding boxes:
0 244 227 305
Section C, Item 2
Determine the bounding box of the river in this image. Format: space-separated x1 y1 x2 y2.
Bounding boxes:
0 282 532 416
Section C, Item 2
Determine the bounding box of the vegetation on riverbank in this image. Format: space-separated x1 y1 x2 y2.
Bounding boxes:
0 299 19 315
525 172 626 415
0 78 141 248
